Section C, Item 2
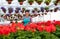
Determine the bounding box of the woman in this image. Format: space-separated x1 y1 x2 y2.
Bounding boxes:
23 10 31 26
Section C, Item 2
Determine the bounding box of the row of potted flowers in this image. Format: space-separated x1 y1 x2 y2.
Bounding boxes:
0 20 60 39
0 20 60 35
6 0 60 5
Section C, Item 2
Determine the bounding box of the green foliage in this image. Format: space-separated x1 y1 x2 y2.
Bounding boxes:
45 0 51 3
28 0 34 3
45 7 49 10
35 0 43 2
18 0 24 2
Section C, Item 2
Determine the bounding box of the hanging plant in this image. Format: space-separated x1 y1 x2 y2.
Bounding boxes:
45 0 51 5
45 13 47 15
56 0 60 3
18 0 24 5
42 13 44 15
45 7 49 12
50 10 53 12
28 0 34 5
6 0 12 4
35 0 43 5
54 1 58 6
54 8 58 12
21 8 26 13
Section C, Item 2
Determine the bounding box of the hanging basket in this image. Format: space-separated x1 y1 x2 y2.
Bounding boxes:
18 0 24 5
35 0 43 5
37 1 42 5
28 0 34 5
6 0 12 4
54 1 58 6
45 7 49 12
54 8 58 12
45 0 51 5
29 2 33 5
8 1 12 4
19 2 23 5
50 10 53 12
45 2 49 5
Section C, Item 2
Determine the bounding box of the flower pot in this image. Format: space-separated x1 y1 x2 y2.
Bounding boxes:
50 10 53 12
54 8 58 12
6 0 12 1
29 2 33 5
19 2 23 5
45 2 49 5
7 1 12 4
42 13 44 15
56 0 59 3
6 0 12 4
54 3 57 6
45 13 47 15
37 1 42 5
46 10 49 12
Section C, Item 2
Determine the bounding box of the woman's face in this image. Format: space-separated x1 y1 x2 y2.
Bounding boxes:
25 12 29 17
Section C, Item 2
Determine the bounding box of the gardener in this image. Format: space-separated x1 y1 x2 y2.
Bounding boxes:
23 10 31 26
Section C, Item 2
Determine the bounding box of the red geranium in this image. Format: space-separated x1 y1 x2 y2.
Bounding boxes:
29 23 38 29
10 26 16 33
17 23 25 30
53 21 60 26
44 26 52 33
0 26 11 35
24 26 32 31
37 25 44 32
11 22 17 27
45 21 52 26
44 24 56 33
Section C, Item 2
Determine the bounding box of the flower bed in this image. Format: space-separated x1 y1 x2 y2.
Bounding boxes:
0 21 60 39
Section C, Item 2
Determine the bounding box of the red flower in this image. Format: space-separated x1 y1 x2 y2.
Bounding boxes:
49 24 56 32
0 26 11 35
44 26 52 33
11 22 17 27
37 25 44 32
44 24 56 33
24 26 32 31
37 22 45 25
30 29 36 32
53 21 60 26
10 26 16 33
45 21 52 26
29 23 37 29
17 23 25 30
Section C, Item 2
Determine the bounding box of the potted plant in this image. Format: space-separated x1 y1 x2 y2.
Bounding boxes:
21 8 26 13
18 0 24 5
45 7 49 12
54 1 58 6
28 0 34 5
35 0 43 5
6 0 12 4
50 10 53 12
54 8 58 12
56 0 60 3
45 0 51 5
45 12 47 15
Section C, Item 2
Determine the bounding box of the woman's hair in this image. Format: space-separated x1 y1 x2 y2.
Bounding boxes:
25 10 30 13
